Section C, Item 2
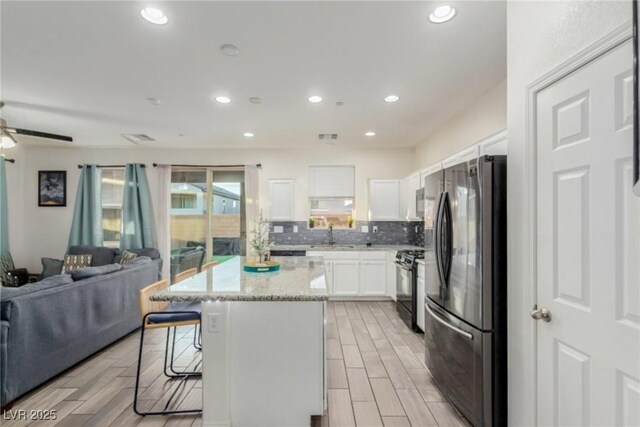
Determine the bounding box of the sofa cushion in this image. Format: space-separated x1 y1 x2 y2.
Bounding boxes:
68 246 119 267
40 257 63 280
61 254 92 274
70 263 123 281
119 251 138 265
1 274 73 320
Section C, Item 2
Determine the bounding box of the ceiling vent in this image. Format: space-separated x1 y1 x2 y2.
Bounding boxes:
122 134 156 144
318 133 338 141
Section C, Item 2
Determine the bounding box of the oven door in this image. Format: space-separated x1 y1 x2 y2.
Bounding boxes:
424 299 492 427
396 263 413 322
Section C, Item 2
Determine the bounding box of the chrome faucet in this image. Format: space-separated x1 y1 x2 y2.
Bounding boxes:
327 223 335 246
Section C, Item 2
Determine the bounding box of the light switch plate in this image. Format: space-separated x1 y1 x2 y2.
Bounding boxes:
293 225 299 233
273 225 284 233
361 225 369 233
373 226 379 233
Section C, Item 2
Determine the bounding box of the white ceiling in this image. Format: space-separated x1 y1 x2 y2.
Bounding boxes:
1 1 506 148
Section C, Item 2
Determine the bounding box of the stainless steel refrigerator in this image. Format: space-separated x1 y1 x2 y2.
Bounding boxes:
423 155 507 427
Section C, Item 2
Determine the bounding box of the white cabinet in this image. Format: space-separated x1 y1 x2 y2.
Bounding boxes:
416 263 425 331
387 252 397 300
369 179 402 220
403 173 421 220
478 130 507 156
442 144 480 168
332 260 360 296
360 260 387 296
419 162 443 187
308 251 391 298
269 180 294 221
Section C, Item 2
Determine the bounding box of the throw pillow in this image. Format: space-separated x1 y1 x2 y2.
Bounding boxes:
61 254 93 274
119 251 138 265
40 257 63 280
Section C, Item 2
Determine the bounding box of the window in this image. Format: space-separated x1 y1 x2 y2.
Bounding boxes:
101 168 125 247
309 198 354 228
171 193 197 209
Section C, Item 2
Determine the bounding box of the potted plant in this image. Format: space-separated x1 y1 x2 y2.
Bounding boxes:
308 217 315 229
348 216 354 228
249 210 273 263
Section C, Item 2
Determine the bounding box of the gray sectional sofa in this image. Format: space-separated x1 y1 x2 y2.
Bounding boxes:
0 247 162 407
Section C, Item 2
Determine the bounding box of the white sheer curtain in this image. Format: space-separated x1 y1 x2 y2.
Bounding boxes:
156 165 171 280
244 165 260 257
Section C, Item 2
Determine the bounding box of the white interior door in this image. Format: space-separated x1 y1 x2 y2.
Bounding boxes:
535 39 639 426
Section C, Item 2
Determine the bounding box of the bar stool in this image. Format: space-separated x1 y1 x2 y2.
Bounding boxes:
201 261 219 272
133 279 202 416
173 267 197 284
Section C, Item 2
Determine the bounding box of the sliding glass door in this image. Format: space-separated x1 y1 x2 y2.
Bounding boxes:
169 168 244 277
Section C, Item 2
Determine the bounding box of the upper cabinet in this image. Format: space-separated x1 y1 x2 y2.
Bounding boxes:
419 162 443 187
369 179 402 220
442 144 480 169
268 179 295 221
404 173 421 220
478 130 507 156
308 166 355 198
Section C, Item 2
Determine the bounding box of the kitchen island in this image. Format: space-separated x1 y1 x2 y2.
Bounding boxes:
151 256 328 427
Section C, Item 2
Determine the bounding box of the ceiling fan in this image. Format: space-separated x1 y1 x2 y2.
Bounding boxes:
0 101 73 148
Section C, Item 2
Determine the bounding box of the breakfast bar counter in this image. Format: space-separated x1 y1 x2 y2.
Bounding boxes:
151 256 328 427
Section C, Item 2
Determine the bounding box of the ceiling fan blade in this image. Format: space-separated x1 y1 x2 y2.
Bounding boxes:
10 127 73 142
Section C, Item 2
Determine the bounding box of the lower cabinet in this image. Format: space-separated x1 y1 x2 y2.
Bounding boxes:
359 260 387 296
308 251 391 298
332 260 360 296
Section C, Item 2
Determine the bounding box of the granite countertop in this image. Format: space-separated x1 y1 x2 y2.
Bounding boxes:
150 256 328 302
272 244 423 252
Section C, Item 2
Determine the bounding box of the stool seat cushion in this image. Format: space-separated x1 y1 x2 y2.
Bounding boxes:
147 301 201 324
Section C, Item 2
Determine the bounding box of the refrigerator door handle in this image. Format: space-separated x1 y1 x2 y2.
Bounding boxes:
434 193 446 292
441 192 453 284
425 303 473 340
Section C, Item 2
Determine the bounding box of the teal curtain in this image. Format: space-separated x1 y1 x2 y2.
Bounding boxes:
68 165 103 248
120 164 156 249
0 159 14 285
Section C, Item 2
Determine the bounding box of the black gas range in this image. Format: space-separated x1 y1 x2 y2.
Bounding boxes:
395 249 425 331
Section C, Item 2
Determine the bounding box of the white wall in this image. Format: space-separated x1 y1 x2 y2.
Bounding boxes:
414 79 506 168
506 2 631 425
8 145 415 270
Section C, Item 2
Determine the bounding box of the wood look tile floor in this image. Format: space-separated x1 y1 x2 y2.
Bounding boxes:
4 302 468 427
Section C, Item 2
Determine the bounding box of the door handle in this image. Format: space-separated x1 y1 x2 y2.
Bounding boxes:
425 303 473 340
530 307 551 322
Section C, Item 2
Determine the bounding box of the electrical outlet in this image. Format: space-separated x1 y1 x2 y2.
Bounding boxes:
273 225 283 233
293 225 299 233
208 313 221 333
415 225 419 233
373 226 379 233
361 225 369 233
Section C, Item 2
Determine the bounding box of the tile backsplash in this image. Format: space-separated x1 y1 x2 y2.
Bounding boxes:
269 221 425 247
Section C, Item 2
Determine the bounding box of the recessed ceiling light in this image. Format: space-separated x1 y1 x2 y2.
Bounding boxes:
336 101 344 107
384 95 400 103
243 132 255 137
215 96 231 104
220 44 240 57
249 97 263 104
365 132 376 137
140 7 168 25
308 96 323 103
429 5 457 23
146 97 162 106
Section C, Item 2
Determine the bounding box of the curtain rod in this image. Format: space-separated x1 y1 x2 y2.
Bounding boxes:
152 163 262 169
77 164 146 169
3 159 15 164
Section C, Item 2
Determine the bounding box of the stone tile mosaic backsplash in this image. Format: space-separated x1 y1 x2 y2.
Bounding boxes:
269 221 425 247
